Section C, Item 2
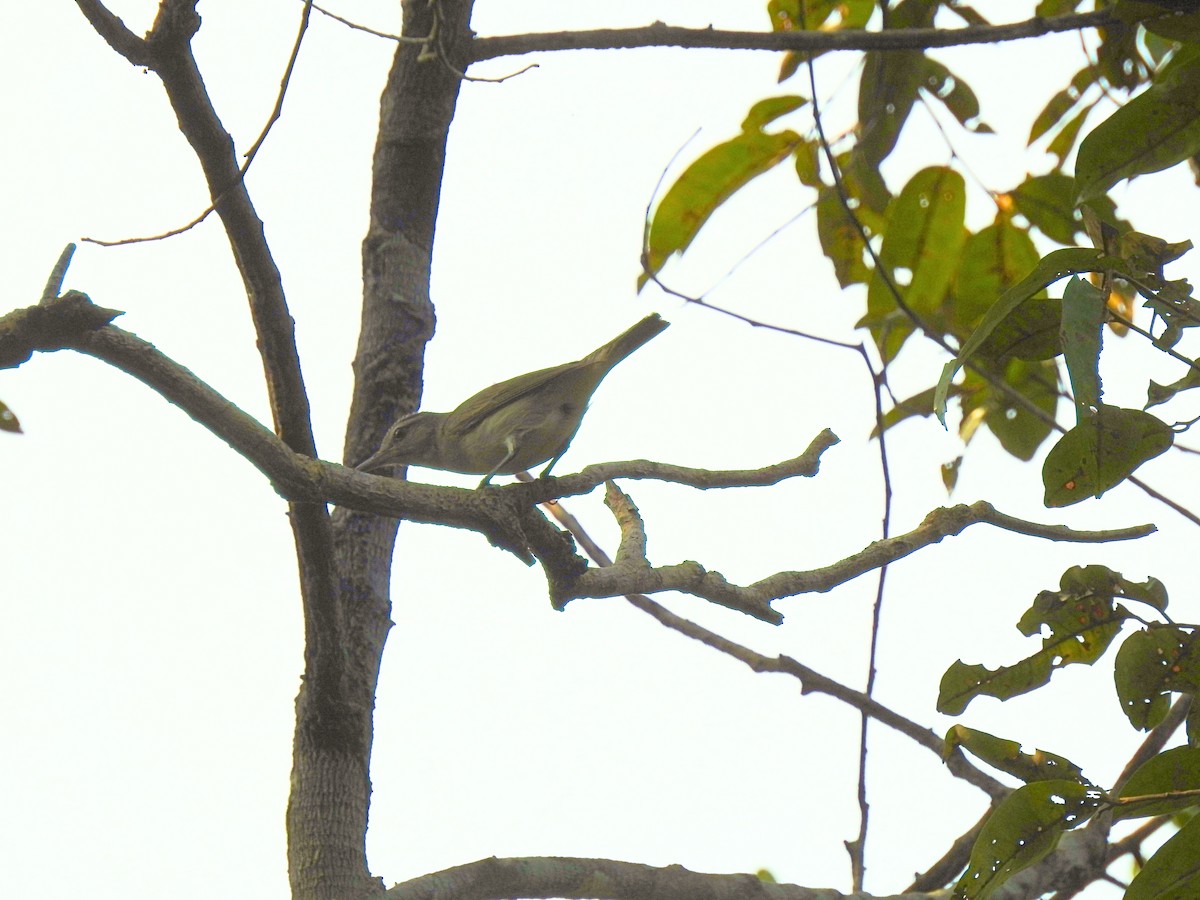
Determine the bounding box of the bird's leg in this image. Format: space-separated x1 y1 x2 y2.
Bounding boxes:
477 435 520 489
538 453 564 480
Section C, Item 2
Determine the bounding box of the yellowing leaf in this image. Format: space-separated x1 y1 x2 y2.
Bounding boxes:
640 122 800 289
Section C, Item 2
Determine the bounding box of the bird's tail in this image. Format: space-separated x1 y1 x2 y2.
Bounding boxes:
586 313 669 369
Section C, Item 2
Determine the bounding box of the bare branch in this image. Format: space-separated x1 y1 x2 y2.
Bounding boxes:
78 0 317 459
310 1 425 44
559 500 1155 621
518 472 1009 800
571 429 838 488
1105 814 1176 864
1111 695 1192 794
629 593 1009 800
907 810 991 891
39 244 77 305
4 294 1155 618
72 0 150 64
83 1 315 249
385 855 951 900
471 11 1116 62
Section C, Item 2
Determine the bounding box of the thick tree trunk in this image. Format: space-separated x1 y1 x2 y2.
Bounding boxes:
285 2 476 898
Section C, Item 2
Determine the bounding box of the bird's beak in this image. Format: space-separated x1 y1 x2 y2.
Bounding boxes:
356 448 398 473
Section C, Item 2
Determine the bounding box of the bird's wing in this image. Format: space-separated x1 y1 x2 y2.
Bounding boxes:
443 362 588 437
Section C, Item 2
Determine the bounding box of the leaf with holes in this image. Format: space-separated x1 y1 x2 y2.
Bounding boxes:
944 726 1085 784
1042 405 1173 507
939 565 1133 715
955 781 1103 899
1115 626 1198 731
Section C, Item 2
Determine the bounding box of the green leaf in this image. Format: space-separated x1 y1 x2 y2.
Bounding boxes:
978 359 1059 461
955 781 1102 899
872 384 955 437
741 95 808 132
793 139 822 188
817 186 870 287
863 166 966 361
1046 99 1098 164
1060 276 1106 417
855 0 938 166
1115 627 1198 731
1010 172 1081 244
952 217 1043 334
641 124 800 288
857 49 925 167
975 299 1062 361
1042 405 1173 507
948 3 990 26
838 149 892 216
1147 363 1200 409
1125 815 1200 900
1143 283 1200 348
1119 230 1193 277
768 0 837 32
944 725 1085 783
1115 1 1200 43
773 0 875 79
935 247 1124 421
1076 45 1200 202
938 565 1133 715
0 399 20 434
1118 746 1200 819
1049 564 1167 614
920 58 992 133
1029 66 1099 146
1037 0 1085 18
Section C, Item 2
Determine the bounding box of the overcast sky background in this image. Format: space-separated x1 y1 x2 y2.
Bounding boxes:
2 2 1197 898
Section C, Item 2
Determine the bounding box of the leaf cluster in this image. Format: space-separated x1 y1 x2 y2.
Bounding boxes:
938 562 1199 897
642 0 1200 497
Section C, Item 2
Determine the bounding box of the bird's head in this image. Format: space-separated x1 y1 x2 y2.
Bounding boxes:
356 412 443 474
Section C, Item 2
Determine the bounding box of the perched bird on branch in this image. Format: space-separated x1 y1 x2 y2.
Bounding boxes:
357 313 669 487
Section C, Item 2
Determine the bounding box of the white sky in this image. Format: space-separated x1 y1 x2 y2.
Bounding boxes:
2 2 1197 898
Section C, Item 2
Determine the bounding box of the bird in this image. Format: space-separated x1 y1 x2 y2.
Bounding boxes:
357 313 669 487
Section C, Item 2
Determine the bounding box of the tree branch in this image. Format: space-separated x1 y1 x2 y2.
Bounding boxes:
569 429 839 488
3 293 1155 623
75 0 318 460
72 0 151 64
385 855 950 900
470 10 1116 62
522 472 1009 801
1111 695 1192 794
627 592 1008 800
557 496 1156 622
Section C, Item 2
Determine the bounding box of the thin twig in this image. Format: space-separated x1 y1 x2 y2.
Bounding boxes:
83 1 315 247
1111 695 1192 795
515 473 1010 800
40 244 77 305
472 11 1117 62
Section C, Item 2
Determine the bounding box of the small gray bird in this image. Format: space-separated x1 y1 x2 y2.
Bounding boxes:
357 313 668 487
